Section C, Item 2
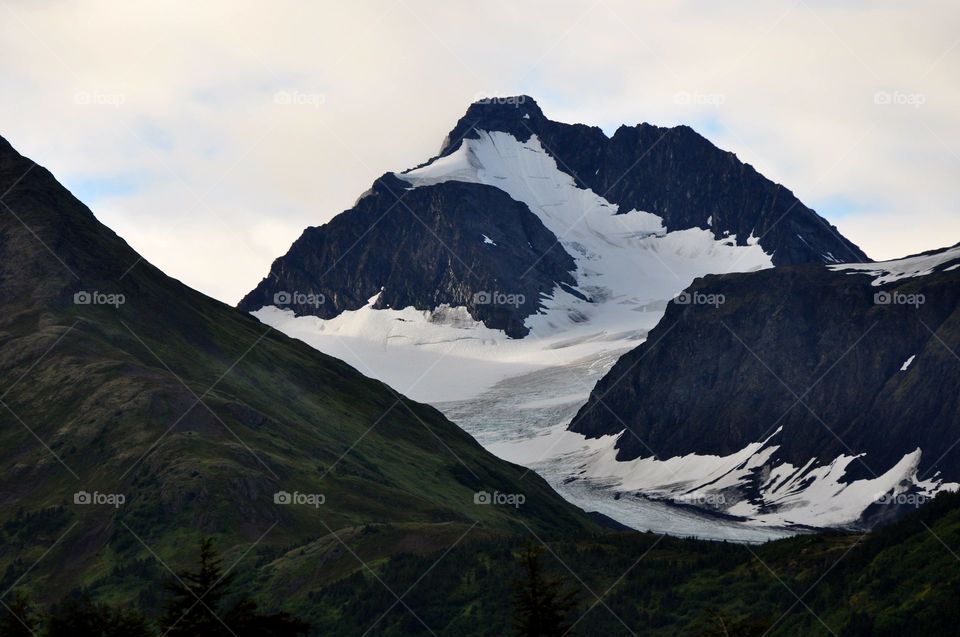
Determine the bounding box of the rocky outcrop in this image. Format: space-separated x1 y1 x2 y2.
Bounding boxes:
239 173 577 337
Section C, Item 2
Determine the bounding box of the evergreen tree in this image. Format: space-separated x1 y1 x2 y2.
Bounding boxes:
0 591 39 637
160 537 235 637
44 591 152 637
160 536 309 637
839 611 876 637
695 609 772 637
224 596 310 637
512 546 579 637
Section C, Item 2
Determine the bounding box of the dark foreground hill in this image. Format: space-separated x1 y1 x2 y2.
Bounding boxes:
0 133 598 607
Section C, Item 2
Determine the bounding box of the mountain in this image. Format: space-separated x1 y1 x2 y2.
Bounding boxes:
569 243 960 529
237 96 871 538
240 96 867 337
0 134 598 604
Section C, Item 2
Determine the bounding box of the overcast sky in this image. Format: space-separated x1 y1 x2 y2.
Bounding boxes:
1 0 957 303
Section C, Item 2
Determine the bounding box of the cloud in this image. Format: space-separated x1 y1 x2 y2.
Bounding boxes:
0 0 957 302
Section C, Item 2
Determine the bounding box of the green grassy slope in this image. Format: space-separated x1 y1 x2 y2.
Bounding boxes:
0 134 599 605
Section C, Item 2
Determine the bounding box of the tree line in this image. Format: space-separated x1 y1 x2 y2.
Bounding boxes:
0 537 308 637
0 538 777 636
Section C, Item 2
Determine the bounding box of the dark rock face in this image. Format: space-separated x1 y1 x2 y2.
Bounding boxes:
240 96 867 335
442 96 868 266
569 247 960 483
239 173 577 337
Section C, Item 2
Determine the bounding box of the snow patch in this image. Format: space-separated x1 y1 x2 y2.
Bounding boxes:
829 245 960 285
573 430 957 529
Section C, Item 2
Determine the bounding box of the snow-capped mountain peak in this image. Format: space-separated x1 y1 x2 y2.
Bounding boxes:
239 97 888 540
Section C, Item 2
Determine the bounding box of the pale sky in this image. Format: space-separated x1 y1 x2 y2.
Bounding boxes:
1 0 957 303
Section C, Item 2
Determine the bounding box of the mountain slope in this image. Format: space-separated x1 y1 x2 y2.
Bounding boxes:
569 243 960 528
0 134 598 603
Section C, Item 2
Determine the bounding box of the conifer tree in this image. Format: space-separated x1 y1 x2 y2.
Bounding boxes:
44 591 152 637
160 536 309 637
160 537 235 637
512 546 579 637
0 591 39 637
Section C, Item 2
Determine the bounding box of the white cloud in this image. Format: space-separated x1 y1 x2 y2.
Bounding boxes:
0 0 957 302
